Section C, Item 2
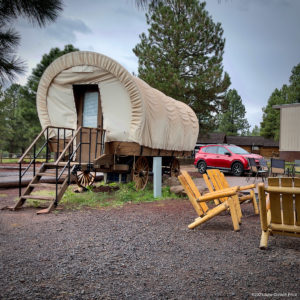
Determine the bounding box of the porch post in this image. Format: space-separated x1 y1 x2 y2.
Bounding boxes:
153 157 162 198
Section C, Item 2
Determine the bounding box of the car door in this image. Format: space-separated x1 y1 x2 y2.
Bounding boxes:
204 146 219 167
216 146 232 169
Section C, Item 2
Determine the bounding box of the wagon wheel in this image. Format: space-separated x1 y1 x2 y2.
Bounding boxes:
75 170 96 189
170 158 180 177
132 156 149 191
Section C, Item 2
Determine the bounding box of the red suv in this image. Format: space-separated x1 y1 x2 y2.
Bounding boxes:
194 144 263 176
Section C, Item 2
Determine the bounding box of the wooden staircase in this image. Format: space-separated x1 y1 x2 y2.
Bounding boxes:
9 125 106 214
11 163 75 214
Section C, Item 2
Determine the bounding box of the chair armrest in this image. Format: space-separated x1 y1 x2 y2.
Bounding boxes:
197 187 239 202
239 184 256 191
265 186 300 194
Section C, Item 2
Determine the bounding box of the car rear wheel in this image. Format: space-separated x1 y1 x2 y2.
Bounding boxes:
197 160 207 174
231 162 244 176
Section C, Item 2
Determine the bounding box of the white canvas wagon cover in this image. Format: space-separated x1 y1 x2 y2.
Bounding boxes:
37 51 199 151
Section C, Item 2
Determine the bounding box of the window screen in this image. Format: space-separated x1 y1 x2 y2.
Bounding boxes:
82 92 98 127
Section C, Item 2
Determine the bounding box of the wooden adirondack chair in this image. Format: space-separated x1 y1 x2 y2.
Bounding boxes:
204 169 259 215
258 177 300 249
178 171 241 231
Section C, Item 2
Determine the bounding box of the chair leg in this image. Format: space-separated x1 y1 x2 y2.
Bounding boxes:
188 203 228 229
250 190 259 215
234 195 242 223
227 197 240 231
259 230 270 249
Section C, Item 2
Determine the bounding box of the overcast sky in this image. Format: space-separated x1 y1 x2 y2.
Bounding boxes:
13 0 300 130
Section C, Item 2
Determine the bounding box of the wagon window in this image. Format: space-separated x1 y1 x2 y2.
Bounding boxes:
82 91 98 127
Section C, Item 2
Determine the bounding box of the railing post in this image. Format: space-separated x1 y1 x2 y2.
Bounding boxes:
63 128 66 153
95 129 99 159
102 131 105 155
55 166 58 206
68 146 71 185
57 128 60 158
19 162 22 197
89 128 92 164
33 144 36 176
79 128 82 164
46 127 49 163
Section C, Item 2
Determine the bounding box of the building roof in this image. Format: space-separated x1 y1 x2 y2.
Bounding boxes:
197 133 278 147
273 103 300 110
197 132 226 144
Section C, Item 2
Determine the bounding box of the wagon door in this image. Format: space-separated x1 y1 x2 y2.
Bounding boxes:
73 84 103 163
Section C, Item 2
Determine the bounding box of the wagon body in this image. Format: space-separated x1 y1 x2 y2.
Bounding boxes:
35 51 199 188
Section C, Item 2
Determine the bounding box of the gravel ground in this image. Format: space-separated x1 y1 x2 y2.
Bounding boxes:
1 187 300 300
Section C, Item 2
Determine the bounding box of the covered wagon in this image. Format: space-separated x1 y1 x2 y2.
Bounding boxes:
14 51 198 213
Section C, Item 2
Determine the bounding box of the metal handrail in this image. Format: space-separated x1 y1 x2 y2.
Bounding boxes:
18 125 106 201
18 126 48 163
18 126 75 197
18 125 74 163
55 127 82 165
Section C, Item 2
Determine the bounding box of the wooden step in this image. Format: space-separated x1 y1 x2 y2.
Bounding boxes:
37 172 67 177
44 162 80 168
29 183 58 188
21 195 55 201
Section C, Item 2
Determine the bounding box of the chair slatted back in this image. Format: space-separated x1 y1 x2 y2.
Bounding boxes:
203 173 220 205
281 178 294 225
206 170 230 204
268 177 300 226
268 178 283 224
295 178 300 226
178 171 209 217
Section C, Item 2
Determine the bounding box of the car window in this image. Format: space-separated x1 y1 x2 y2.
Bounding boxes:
226 146 249 154
200 147 207 153
218 146 228 155
205 146 218 154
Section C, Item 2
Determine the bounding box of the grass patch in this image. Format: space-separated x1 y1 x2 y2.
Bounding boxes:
25 189 55 208
61 181 180 209
24 181 181 210
0 193 8 198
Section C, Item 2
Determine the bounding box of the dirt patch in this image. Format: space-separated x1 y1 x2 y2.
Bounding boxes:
188 171 203 178
0 186 299 299
93 185 120 193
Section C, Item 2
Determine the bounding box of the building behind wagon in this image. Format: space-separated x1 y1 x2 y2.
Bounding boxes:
274 103 300 161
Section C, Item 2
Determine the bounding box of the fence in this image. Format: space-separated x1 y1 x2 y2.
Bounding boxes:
0 153 55 163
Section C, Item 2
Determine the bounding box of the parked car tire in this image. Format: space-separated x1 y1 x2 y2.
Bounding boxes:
197 160 207 174
231 162 244 176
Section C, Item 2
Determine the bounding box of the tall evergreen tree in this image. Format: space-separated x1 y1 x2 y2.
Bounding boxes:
260 63 300 140
0 45 79 154
217 89 250 136
133 0 231 131
0 0 63 83
250 125 260 136
19 44 79 146
0 84 28 155
288 63 300 103
260 86 291 141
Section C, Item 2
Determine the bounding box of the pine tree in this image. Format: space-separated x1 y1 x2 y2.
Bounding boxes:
250 125 260 136
0 84 28 155
289 63 300 103
19 44 79 147
0 45 79 154
0 0 63 83
217 89 250 136
133 0 231 131
260 63 300 140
